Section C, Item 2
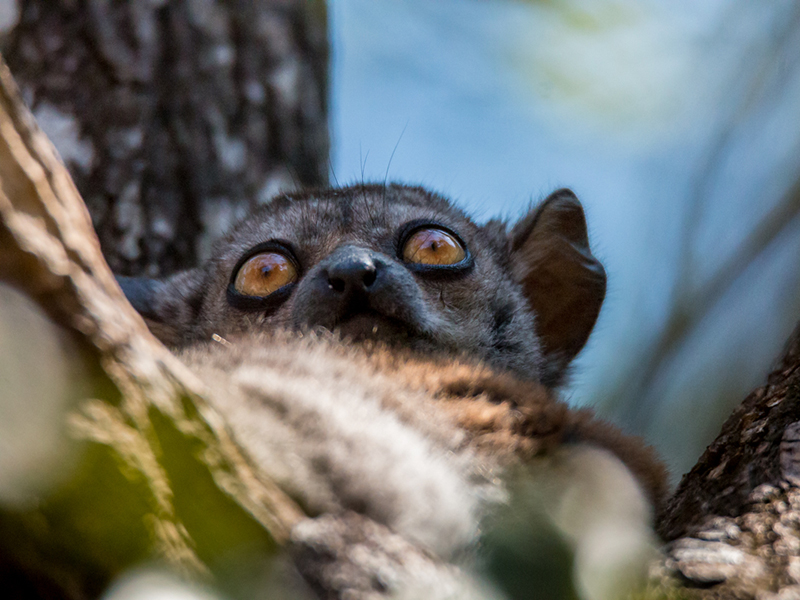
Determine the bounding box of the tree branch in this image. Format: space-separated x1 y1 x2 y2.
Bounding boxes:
0 53 304 597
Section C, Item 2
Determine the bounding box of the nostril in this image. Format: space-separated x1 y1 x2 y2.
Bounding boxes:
362 267 377 288
328 276 346 293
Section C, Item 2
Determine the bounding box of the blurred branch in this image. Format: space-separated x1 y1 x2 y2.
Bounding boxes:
607 176 800 430
603 3 800 428
0 53 304 597
675 0 800 293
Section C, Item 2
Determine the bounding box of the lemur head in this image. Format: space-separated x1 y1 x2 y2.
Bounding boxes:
119 184 605 386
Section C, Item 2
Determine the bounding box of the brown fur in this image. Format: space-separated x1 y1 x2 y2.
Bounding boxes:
356 343 668 511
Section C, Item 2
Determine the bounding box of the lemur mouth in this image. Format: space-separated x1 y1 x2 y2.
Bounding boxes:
333 310 414 343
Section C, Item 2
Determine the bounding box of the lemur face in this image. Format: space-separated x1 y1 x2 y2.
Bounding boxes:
119 184 606 386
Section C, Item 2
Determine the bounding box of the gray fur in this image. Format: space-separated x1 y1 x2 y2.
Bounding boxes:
181 333 500 558
127 183 606 386
179 332 656 599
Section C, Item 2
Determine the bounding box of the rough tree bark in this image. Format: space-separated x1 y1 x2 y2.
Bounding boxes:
1 0 329 277
654 325 800 599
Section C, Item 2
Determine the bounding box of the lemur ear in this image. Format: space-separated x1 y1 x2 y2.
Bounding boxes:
510 189 606 384
117 269 205 346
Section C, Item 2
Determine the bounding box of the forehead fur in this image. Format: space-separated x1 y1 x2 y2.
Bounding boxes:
269 183 467 218
214 183 509 265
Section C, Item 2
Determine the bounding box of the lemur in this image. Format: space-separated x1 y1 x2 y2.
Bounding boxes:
118 184 667 599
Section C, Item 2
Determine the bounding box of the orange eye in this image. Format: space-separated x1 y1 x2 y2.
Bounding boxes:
402 228 466 266
234 252 298 297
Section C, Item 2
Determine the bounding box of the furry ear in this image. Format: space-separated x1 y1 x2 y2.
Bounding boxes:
510 189 606 385
117 269 205 346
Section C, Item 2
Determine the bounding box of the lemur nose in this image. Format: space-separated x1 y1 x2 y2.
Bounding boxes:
327 258 378 295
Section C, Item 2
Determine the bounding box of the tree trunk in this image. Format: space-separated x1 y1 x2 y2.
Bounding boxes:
0 31 307 600
1 0 329 277
655 324 800 598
